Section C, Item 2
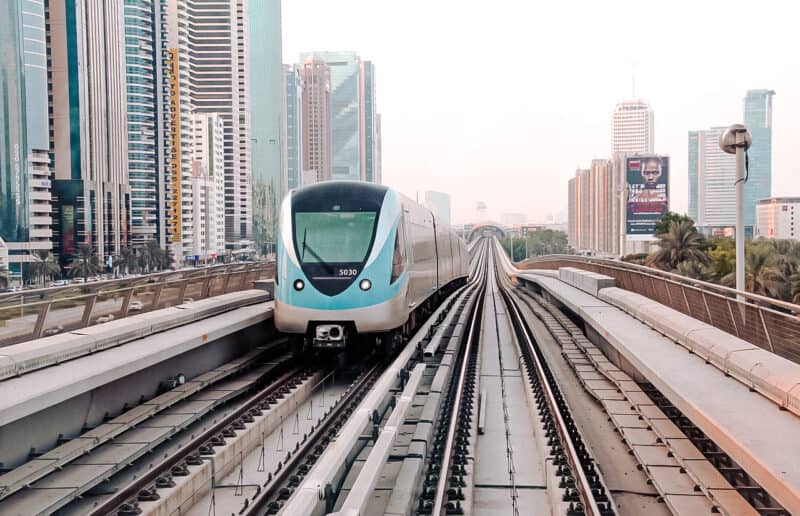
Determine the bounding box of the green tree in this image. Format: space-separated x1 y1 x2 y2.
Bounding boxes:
114 246 139 276
30 250 62 287
675 260 713 282
526 229 569 257
721 242 779 296
68 244 102 282
707 236 735 280
647 220 710 271
654 212 696 235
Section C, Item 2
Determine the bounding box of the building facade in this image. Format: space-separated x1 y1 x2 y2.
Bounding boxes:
0 0 53 279
567 169 590 251
124 0 168 248
300 57 333 185
250 0 284 256
743 89 775 230
299 51 381 184
48 0 131 264
612 99 654 155
424 191 452 226
285 65 303 190
756 198 799 241
185 0 251 251
688 127 738 234
189 113 226 261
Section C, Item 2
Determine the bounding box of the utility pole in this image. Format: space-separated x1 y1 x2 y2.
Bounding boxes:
719 124 752 299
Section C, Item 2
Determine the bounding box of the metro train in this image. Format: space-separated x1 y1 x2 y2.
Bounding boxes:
274 181 468 348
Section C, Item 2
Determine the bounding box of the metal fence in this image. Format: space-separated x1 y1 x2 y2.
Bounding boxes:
521 255 800 364
0 262 275 348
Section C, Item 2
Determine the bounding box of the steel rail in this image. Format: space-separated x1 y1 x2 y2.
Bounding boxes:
431 247 486 516
500 273 603 516
91 366 304 516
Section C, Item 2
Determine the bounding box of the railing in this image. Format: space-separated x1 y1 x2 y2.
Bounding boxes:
0 262 275 348
521 255 800 364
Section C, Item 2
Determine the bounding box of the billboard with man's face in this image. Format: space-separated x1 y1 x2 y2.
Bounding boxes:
626 156 669 239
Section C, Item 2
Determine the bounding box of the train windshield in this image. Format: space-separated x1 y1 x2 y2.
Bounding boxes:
294 212 377 265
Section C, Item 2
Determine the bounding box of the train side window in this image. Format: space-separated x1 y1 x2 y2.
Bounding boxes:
391 215 407 284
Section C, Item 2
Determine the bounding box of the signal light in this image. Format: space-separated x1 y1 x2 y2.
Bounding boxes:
359 279 372 291
293 279 305 291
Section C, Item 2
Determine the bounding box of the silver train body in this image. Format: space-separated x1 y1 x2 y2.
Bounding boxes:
274 181 468 346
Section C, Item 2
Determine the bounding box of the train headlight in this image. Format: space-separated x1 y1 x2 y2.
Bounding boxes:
293 279 305 291
359 279 372 291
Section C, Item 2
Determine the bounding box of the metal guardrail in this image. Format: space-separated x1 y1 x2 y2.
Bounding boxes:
0 262 275 347
521 255 800 364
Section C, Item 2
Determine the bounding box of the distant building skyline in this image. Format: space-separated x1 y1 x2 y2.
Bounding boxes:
285 65 303 191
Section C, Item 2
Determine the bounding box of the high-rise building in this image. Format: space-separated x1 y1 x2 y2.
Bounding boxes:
189 113 226 260
285 65 303 190
424 191 452 226
48 0 131 263
0 0 53 280
250 0 283 256
743 89 775 230
612 99 654 155
567 169 590 251
124 0 168 248
756 198 799 241
688 127 738 233
588 159 615 254
185 0 251 250
360 60 380 183
299 51 381 183
300 57 333 185
375 114 383 184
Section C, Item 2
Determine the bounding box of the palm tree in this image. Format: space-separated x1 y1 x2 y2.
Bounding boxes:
722 244 779 296
115 246 138 276
30 250 62 287
68 244 102 282
647 220 710 271
675 260 713 282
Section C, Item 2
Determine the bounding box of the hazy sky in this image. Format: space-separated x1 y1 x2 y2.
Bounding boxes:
282 0 799 224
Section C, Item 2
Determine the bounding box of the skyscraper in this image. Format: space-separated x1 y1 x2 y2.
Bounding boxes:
48 0 130 263
190 113 226 260
299 51 381 183
611 99 654 155
124 0 168 247
0 0 52 280
361 61 380 183
285 65 303 191
567 169 591 251
688 127 737 232
743 89 775 230
300 57 333 185
250 0 284 256
185 0 251 251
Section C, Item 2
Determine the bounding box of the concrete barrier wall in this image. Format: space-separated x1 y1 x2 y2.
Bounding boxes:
558 267 616 297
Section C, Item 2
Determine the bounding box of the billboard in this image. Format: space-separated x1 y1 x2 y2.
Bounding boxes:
626 156 669 239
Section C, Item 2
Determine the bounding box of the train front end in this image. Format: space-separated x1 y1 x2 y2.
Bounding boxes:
274 182 409 348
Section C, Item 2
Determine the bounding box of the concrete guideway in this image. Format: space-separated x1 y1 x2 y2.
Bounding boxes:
516 267 800 514
0 295 274 428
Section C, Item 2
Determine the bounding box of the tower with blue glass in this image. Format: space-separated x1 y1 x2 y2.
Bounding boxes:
743 89 775 235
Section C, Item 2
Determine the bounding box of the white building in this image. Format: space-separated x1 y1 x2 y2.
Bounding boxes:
756 198 800 240
612 99 654 155
189 114 226 261
424 191 452 226
688 127 738 234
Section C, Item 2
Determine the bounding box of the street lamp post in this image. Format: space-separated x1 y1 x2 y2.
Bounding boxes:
719 124 752 299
